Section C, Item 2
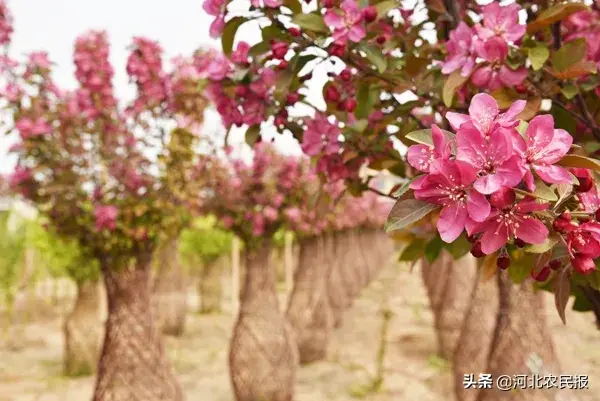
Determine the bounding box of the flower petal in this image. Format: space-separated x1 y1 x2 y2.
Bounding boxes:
438 203 468 243
499 66 527 87
526 115 555 156
468 93 499 135
407 144 434 172
324 11 343 28
515 216 549 245
533 164 573 185
536 128 573 164
456 124 487 169
474 173 505 195
431 124 450 158
480 221 510 254
497 100 526 127
467 189 491 222
446 112 470 131
471 66 492 89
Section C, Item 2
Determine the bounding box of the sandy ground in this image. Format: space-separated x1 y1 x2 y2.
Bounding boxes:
1 259 599 401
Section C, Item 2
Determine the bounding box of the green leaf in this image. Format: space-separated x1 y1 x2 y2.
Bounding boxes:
561 84 579 100
249 40 270 57
245 124 261 146
283 0 302 13
355 81 373 119
516 120 528 137
221 17 248 56
552 38 587 72
533 179 558 201
399 238 426 261
358 43 387 73
508 251 536 284
527 3 590 34
551 106 577 134
376 0 398 17
557 154 600 172
393 178 418 198
525 235 559 254
529 46 549 71
291 13 328 33
262 25 282 42
385 199 440 233
405 128 455 146
443 70 469 107
425 235 444 263
444 234 472 260
553 267 571 325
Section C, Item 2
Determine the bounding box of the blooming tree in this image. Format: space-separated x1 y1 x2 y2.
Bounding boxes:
204 0 600 320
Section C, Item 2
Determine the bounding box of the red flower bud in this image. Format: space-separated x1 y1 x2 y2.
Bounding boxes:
515 83 527 94
277 60 288 70
271 41 289 59
329 43 346 58
322 0 334 8
470 241 485 258
362 6 378 23
531 266 551 282
497 255 511 270
324 84 341 103
286 92 300 105
289 27 301 37
343 98 357 112
553 212 575 233
489 187 515 209
572 255 597 275
549 260 562 270
576 177 594 193
514 238 526 248
376 35 386 45
340 68 352 81
235 85 249 97
467 235 477 243
595 208 600 221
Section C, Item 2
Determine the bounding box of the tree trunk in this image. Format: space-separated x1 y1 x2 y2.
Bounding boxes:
198 257 222 314
286 236 334 364
64 279 102 377
336 231 362 304
93 255 183 401
326 234 349 329
229 242 298 401
478 273 566 401
153 237 187 336
421 251 478 360
453 270 499 401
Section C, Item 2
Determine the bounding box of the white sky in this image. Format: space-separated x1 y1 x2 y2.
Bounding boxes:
0 0 304 174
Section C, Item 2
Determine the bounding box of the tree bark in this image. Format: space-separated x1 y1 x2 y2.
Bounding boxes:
421 251 478 360
336 231 362 304
326 234 349 329
198 257 223 314
153 237 187 336
93 255 183 401
229 242 298 401
286 236 334 364
64 279 102 377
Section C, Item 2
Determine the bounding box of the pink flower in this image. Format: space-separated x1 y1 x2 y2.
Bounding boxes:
9 166 31 187
2 83 22 102
578 185 600 213
475 2 525 43
28 51 51 70
471 37 527 91
324 0 366 44
474 194 549 254
0 0 13 47
285 207 301 224
442 22 477 77
567 222 600 259
251 0 282 7
94 205 118 232
410 159 491 242
209 15 225 38
572 255 597 275
197 51 230 81
222 215 234 229
511 115 573 191
301 114 341 156
16 117 52 139
251 213 265 236
446 93 525 135
456 124 524 194
263 206 278 221
407 124 451 173
231 42 250 65
203 0 227 38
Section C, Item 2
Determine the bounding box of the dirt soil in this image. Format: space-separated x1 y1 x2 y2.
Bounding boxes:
1 260 599 401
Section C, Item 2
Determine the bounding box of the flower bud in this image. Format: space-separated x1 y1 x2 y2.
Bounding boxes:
552 212 575 233
329 43 346 58
515 83 527 94
289 27 301 37
470 241 485 258
277 60 288 70
376 35 386 45
324 84 341 103
570 168 593 193
531 266 551 282
549 260 562 271
489 187 515 209
571 255 597 275
286 92 300 105
322 0 334 8
362 6 378 23
595 208 600 221
343 98 357 112
235 85 249 97
497 255 511 270
340 69 352 81
271 41 289 59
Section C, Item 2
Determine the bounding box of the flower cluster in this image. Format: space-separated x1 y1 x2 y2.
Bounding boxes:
442 2 527 90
